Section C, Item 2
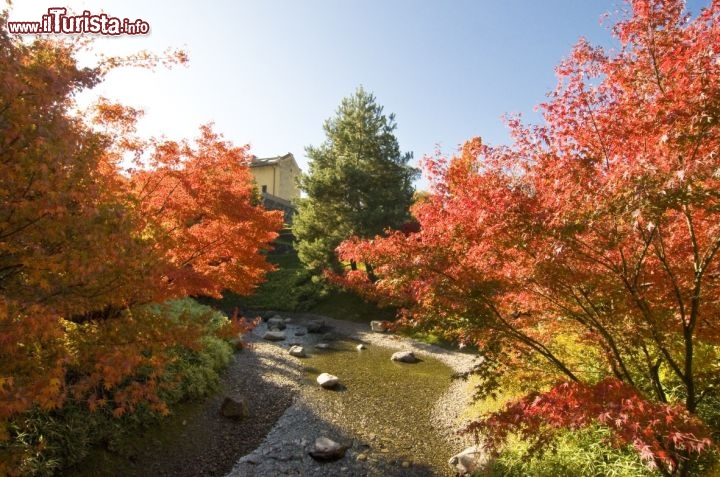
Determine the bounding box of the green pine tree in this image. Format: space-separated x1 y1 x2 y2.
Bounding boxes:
294 86 417 276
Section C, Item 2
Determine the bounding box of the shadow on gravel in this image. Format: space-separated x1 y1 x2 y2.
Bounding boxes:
65 339 302 477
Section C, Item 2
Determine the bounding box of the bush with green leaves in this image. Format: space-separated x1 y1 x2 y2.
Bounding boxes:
483 425 660 477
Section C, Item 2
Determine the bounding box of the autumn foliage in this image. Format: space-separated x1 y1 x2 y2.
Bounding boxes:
0 14 280 474
338 0 720 474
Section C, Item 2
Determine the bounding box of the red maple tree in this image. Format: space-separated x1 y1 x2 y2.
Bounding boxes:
337 1 719 473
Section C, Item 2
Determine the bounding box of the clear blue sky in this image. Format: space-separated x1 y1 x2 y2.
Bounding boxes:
7 1 710 189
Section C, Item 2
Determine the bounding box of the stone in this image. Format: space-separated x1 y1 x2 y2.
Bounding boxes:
262 330 286 341
448 446 492 476
295 328 307 336
356 453 368 462
306 319 325 333
220 395 249 419
370 320 388 332
288 345 306 358
267 316 286 330
315 342 331 350
316 372 339 389
401 461 411 468
356 343 367 351
391 350 418 363
308 437 349 461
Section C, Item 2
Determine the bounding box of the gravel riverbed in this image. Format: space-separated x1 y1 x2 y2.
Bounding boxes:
226 313 480 477
71 312 481 477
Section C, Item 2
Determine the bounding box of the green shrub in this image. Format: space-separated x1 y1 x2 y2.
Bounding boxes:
483 425 660 477
6 403 119 477
164 335 233 402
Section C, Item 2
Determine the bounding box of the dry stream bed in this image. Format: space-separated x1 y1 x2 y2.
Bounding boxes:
68 314 478 477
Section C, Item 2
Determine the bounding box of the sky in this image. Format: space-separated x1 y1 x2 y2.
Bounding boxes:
6 0 711 189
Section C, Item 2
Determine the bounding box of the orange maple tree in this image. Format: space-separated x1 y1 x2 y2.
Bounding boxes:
0 12 281 469
337 0 719 474
131 126 280 300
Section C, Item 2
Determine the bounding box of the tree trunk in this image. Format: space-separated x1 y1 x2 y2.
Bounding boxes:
365 262 377 283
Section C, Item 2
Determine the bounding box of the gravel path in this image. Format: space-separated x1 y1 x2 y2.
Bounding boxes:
226 313 481 477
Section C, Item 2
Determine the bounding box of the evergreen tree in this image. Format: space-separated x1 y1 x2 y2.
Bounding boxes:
294 87 417 275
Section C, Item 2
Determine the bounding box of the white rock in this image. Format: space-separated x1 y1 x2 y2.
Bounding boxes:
356 344 367 351
288 345 306 357
315 343 330 350
448 445 492 476
391 350 418 363
316 373 339 389
308 436 348 461
370 320 387 332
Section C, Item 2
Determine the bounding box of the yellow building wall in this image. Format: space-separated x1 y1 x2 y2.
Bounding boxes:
251 165 280 197
250 158 300 201
277 159 301 200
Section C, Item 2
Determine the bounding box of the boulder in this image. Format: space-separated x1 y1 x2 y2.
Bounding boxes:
220 395 249 419
391 350 418 363
267 316 286 330
307 319 325 333
308 437 349 461
262 330 286 341
356 344 367 351
316 373 339 389
370 320 388 332
448 446 492 476
288 345 306 358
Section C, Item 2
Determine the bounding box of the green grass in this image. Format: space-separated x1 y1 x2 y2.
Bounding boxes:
204 242 399 321
200 246 318 312
307 288 396 323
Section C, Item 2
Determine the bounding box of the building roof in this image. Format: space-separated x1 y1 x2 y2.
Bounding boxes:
250 152 295 167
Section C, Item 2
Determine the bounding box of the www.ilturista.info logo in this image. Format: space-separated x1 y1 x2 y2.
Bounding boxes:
8 8 150 35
